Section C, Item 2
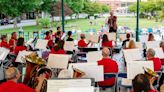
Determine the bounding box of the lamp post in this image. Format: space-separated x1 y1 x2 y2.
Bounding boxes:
61 0 65 32
136 0 140 42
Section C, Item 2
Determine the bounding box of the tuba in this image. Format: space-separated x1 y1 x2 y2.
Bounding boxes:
23 52 47 85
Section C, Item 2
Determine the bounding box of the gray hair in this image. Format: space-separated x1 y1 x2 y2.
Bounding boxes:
147 48 155 57
5 67 19 80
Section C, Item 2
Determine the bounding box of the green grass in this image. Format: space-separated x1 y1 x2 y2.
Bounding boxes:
0 17 164 34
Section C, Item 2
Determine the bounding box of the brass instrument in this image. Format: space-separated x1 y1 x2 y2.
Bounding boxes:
23 52 46 85
73 67 85 78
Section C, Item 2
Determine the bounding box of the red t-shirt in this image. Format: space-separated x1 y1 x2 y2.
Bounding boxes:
9 37 17 52
0 40 10 49
78 39 88 48
45 36 53 47
97 58 118 86
0 81 35 92
14 46 26 55
102 41 113 48
148 57 162 71
50 48 65 54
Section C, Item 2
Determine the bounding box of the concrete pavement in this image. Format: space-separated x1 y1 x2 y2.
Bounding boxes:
0 20 36 30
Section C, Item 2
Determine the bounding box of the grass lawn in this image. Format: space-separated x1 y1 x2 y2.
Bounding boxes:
0 17 164 35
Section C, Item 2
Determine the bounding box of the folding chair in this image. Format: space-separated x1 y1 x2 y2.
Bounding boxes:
98 73 117 92
117 72 132 92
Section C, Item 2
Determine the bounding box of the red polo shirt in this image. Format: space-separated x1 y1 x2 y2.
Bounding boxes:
0 40 10 49
14 46 26 55
102 41 113 48
148 57 162 71
78 39 88 48
45 36 53 47
97 58 118 86
0 81 35 92
161 47 164 65
9 37 17 52
50 48 65 54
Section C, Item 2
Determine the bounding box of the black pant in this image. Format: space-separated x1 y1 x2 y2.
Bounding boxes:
109 27 117 33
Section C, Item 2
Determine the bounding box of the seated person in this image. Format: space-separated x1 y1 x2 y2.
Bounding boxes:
50 40 65 54
0 67 37 92
55 31 62 44
132 74 157 92
146 48 161 71
45 31 53 49
122 33 131 49
14 37 26 55
97 47 118 86
54 26 62 37
127 40 136 49
9 32 17 52
148 33 155 41
102 34 113 48
0 35 10 49
78 34 90 48
66 31 74 41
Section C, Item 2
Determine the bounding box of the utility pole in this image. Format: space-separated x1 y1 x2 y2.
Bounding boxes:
61 0 65 32
136 0 140 42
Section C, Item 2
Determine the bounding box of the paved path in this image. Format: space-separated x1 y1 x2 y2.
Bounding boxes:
0 20 36 30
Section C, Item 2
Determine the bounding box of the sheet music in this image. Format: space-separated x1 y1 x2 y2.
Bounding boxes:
145 41 160 49
15 51 32 63
105 33 116 41
127 61 154 79
68 63 104 82
119 34 127 41
153 48 164 59
0 47 10 61
87 34 99 43
59 87 94 92
87 51 102 62
47 54 69 69
47 79 92 92
35 39 48 50
123 49 143 62
139 35 148 42
61 33 67 40
26 38 34 45
64 41 74 51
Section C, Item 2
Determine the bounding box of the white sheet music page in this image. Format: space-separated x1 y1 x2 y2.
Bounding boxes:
64 41 74 51
105 33 116 41
0 47 10 61
47 79 92 92
35 39 48 50
87 51 102 63
123 49 143 62
127 61 154 79
15 51 32 63
145 41 160 49
87 34 99 43
47 54 69 69
153 48 164 59
59 87 94 92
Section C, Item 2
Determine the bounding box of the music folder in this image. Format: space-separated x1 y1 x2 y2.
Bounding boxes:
35 39 48 50
0 47 10 61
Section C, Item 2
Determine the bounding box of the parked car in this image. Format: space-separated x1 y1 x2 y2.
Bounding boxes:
8 17 21 24
0 18 9 25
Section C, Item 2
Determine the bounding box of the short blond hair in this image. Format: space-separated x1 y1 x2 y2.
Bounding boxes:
128 40 136 49
5 67 19 80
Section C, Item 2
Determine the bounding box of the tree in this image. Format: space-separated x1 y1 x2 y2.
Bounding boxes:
0 0 42 28
101 4 110 13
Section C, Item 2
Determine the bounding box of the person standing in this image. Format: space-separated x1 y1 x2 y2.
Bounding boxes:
107 12 117 33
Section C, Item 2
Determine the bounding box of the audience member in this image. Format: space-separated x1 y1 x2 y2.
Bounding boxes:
0 35 10 49
122 33 131 48
102 34 113 48
146 48 161 71
132 74 157 92
148 33 155 41
45 31 53 49
14 37 26 55
78 34 90 48
66 31 74 41
50 40 65 54
97 47 118 86
127 40 136 49
9 32 17 52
